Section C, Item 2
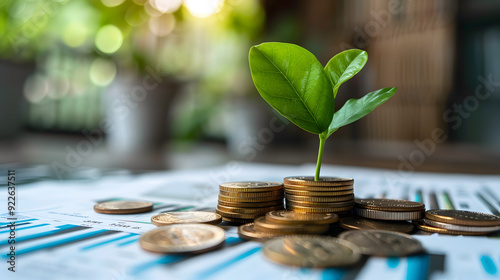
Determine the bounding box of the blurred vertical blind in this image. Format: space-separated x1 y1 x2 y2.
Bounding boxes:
339 0 456 141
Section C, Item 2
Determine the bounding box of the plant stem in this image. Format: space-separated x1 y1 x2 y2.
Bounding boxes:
314 134 327 181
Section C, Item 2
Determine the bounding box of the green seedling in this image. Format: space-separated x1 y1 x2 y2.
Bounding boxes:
249 42 397 180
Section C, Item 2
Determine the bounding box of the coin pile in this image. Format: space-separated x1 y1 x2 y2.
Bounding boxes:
415 209 500 236
354 198 425 221
284 176 355 214
216 182 285 224
339 215 414 233
238 210 338 241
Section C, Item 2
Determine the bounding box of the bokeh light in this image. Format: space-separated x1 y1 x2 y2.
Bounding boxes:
23 74 50 103
63 21 89 47
184 0 224 18
101 0 126 7
95 25 123 54
89 58 117 86
148 13 176 37
150 0 182 13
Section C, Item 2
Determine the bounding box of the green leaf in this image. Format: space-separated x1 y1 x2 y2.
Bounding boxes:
249 42 334 134
326 87 397 137
324 49 368 98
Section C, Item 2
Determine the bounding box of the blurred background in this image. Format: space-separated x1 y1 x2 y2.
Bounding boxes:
1 0 500 178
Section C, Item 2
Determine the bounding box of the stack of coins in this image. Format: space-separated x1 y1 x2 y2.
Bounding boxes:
216 181 285 224
238 210 338 241
354 198 425 221
415 209 500 236
284 176 355 214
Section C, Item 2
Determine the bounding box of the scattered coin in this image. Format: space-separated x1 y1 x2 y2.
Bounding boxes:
423 218 500 233
139 224 225 254
262 236 361 268
338 230 424 257
254 216 329 234
284 176 354 187
413 219 487 236
150 211 222 226
238 223 283 241
425 209 500 227
354 207 423 220
339 216 414 233
94 201 153 214
355 198 425 212
266 210 339 225
219 181 283 192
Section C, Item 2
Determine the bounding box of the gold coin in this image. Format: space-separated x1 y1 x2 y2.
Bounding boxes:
354 207 423 220
217 199 283 208
238 223 284 241
263 236 361 268
338 230 424 257
284 176 354 187
286 199 354 208
216 205 284 214
221 216 254 224
266 210 339 225
339 216 414 233
94 201 153 214
284 183 353 192
219 189 283 198
218 194 283 203
354 198 425 212
413 219 488 236
219 181 283 192
285 189 354 197
423 218 500 232
425 209 500 227
254 216 329 234
139 224 225 254
215 209 263 219
287 204 354 213
150 211 222 226
286 194 355 203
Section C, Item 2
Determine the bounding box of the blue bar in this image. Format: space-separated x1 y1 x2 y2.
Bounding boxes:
0 218 37 227
130 255 186 276
81 233 138 251
194 247 261 279
8 229 109 256
0 225 79 246
480 255 497 275
406 254 430 280
117 237 139 247
387 257 400 269
321 268 347 280
0 223 49 234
